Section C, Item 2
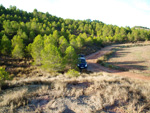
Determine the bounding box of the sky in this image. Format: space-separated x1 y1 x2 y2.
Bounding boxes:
0 0 150 28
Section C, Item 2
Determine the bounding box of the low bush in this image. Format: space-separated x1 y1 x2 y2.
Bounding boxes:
0 67 10 81
97 50 127 71
97 50 115 64
66 69 80 77
0 67 10 90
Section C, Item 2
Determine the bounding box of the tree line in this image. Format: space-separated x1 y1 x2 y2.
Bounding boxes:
0 5 150 72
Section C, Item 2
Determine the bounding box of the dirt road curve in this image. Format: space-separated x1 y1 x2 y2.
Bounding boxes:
86 44 150 81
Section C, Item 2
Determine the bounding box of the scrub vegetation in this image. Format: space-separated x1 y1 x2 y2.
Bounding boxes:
0 73 150 113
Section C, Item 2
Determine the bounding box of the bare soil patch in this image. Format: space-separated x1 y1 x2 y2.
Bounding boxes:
108 45 150 76
86 42 150 81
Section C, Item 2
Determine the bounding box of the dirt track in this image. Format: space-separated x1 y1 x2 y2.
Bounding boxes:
86 44 150 81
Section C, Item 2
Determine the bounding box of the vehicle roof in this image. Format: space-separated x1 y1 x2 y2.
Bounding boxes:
78 54 85 57
78 57 85 59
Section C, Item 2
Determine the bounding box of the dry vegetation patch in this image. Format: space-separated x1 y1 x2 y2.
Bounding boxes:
0 72 150 113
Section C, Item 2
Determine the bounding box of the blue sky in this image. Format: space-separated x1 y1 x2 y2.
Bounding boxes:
0 0 150 28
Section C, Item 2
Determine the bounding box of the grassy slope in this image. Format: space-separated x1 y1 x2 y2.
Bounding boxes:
0 72 150 113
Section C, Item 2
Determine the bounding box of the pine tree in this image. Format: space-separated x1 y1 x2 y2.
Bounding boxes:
29 31 35 42
12 44 24 58
132 29 140 41
127 33 134 42
31 35 44 65
69 35 76 41
11 35 24 48
59 36 66 45
0 34 11 55
65 46 77 69
44 34 56 46
139 30 148 41
70 38 78 49
85 37 93 46
41 44 63 72
53 30 59 42
76 36 84 49
59 36 69 54
11 35 24 58
25 43 32 57
115 27 120 35
17 29 28 45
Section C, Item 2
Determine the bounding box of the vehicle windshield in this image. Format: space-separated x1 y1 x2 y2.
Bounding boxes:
78 54 85 57
78 59 86 63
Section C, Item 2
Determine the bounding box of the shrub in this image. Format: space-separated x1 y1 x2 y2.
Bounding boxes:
0 67 10 90
66 69 80 77
0 67 10 81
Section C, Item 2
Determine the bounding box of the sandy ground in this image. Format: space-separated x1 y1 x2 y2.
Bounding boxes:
86 44 150 81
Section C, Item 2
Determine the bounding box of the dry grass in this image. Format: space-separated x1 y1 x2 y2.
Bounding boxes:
0 72 150 113
0 88 28 107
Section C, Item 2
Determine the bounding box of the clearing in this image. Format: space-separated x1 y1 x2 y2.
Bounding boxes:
86 42 150 81
107 44 150 76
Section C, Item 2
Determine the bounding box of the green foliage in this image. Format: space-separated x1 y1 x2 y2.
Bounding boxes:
41 44 64 72
11 35 24 58
114 34 123 42
0 5 150 73
29 31 36 42
44 34 56 46
53 30 59 42
17 29 28 44
103 25 114 38
25 43 32 57
0 34 11 55
80 32 87 39
115 27 120 35
127 33 134 42
70 38 78 49
66 69 80 77
12 45 24 58
31 35 44 65
11 35 24 48
85 37 93 46
65 46 77 69
0 67 10 82
76 36 84 49
69 35 76 41
59 36 69 54
3 20 19 35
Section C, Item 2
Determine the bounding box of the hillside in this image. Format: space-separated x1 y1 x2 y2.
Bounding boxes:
0 5 150 112
0 5 150 72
